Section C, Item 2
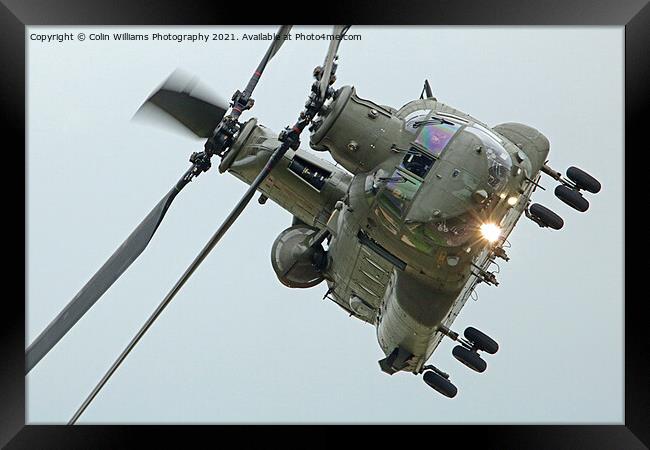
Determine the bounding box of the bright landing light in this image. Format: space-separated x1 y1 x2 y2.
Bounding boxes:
507 196 519 206
480 223 502 243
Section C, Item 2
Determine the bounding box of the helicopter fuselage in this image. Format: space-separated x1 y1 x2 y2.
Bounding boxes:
221 86 550 374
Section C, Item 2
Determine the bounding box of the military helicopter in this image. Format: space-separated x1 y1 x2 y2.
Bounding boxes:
26 25 602 420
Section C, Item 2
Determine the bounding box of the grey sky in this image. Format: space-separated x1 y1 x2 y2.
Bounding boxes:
27 26 623 423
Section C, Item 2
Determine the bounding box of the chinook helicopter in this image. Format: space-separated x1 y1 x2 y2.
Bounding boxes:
26 25 601 419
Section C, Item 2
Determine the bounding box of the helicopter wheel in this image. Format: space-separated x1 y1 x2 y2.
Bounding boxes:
452 346 487 373
423 370 458 398
566 166 601 193
529 203 564 230
555 185 589 212
464 327 499 354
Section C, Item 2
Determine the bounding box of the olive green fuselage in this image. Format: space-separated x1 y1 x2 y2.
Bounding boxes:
222 86 549 373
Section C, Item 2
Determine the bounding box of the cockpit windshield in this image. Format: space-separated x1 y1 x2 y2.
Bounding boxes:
464 124 512 191
414 120 462 157
401 112 463 180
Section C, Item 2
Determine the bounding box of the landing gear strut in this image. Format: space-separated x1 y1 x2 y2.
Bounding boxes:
541 164 601 212
419 326 500 396
451 327 499 373
438 325 499 374
526 164 600 229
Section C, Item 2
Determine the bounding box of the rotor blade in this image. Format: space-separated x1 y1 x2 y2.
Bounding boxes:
26 166 196 374
232 25 292 121
318 25 350 103
269 26 292 59
135 26 291 140
242 25 292 98
135 71 228 138
69 143 291 424
35 26 295 376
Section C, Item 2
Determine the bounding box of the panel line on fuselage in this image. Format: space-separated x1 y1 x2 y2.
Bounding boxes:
357 230 407 271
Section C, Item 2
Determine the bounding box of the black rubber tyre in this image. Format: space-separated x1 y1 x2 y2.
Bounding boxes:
464 327 499 354
555 185 589 212
423 371 458 398
566 166 601 193
452 346 487 373
529 203 564 230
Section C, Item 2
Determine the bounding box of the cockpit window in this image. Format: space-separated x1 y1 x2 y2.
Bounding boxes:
400 147 435 178
414 118 462 157
464 125 513 191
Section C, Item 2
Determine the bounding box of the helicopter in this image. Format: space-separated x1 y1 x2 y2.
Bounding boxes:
25 25 602 419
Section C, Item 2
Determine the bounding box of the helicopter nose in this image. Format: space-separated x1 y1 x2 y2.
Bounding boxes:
404 123 516 224
405 159 482 223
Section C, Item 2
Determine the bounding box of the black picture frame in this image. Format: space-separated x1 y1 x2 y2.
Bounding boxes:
3 1 643 448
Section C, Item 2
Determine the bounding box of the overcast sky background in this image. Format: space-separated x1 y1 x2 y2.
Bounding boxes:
26 26 623 424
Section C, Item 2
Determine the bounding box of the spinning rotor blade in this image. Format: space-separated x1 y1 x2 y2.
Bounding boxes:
69 24 347 423
318 25 350 103
135 71 228 138
134 26 291 138
26 167 197 373
69 21 355 422
28 26 294 376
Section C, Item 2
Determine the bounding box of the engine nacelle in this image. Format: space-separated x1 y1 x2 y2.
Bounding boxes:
309 85 403 174
270 225 327 289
